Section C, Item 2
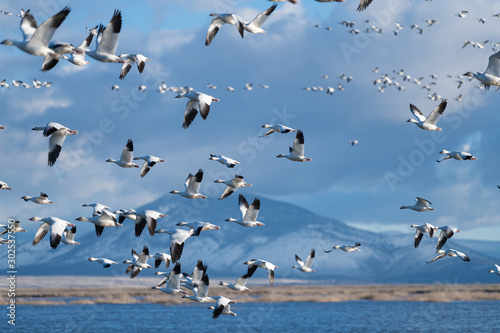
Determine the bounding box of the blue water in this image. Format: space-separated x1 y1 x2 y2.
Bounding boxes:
2 301 499 332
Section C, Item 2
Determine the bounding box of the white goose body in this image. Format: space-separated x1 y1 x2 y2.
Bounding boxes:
118 53 150 79
325 243 361 253
277 130 312 162
426 249 470 263
22 192 53 204
106 139 140 168
170 169 207 199
292 249 316 272
209 154 240 168
182 273 214 303
86 10 126 64
30 216 75 249
133 155 165 177
208 296 237 319
61 226 80 245
464 50 500 89
436 150 477 163
155 228 194 263
82 203 110 217
134 210 168 237
0 181 11 190
436 226 461 250
214 175 252 200
152 262 185 294
75 210 120 237
260 124 296 137
32 122 78 166
226 194 264 227
88 257 118 268
176 92 220 129
175 221 220 236
489 264 500 276
400 197 434 212
219 274 251 292
410 223 437 248
407 99 447 131
123 246 152 278
244 259 278 285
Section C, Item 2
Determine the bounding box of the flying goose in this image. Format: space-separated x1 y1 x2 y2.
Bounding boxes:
82 203 111 217
410 223 437 248
240 4 277 34
400 197 434 212
75 210 120 237
277 130 312 162
208 296 237 319
29 216 75 249
219 273 251 292
0 181 11 190
21 192 53 204
62 33 93 66
123 245 152 278
88 257 118 268
407 99 447 131
209 154 240 168
260 124 297 138
325 243 361 253
175 221 220 236
175 92 219 129
155 228 194 263
170 169 207 199
464 51 500 89
205 11 244 46
181 260 207 290
313 0 374 12
244 259 278 285
106 139 140 168
86 10 126 64
226 194 264 227
61 226 80 245
426 249 470 263
436 150 477 162
292 249 316 272
436 226 461 250
118 53 150 79
0 220 27 236
214 175 252 200
1 7 71 71
153 253 171 269
151 262 185 294
32 122 78 166
133 155 165 177
181 273 214 302
489 264 500 276
134 210 168 237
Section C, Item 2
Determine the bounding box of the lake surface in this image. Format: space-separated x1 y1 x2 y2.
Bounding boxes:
3 300 499 332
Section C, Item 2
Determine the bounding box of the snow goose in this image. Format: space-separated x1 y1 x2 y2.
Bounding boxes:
134 210 168 237
464 50 500 89
0 237 9 245
123 245 152 278
182 273 214 302
410 223 437 248
314 0 374 12
61 226 80 245
151 262 185 294
133 155 165 177
240 4 277 35
325 243 361 253
21 192 53 204
209 154 240 168
29 216 74 249
292 249 316 272
170 169 207 199
436 150 477 162
0 181 12 190
260 124 297 138
153 253 171 269
225 194 264 227
75 210 120 237
0 124 5 129
0 220 26 236
32 122 78 166
114 208 136 224
214 175 252 200
436 226 461 250
82 203 110 217
1 7 71 72
181 260 208 290
219 274 251 292
426 249 470 263
205 11 244 46
63 33 93 66
106 139 140 168
244 259 278 285
208 296 237 319
277 130 312 162
400 197 434 212
407 99 447 131
118 53 150 79
88 257 117 268
176 221 220 236
86 10 126 64
176 92 220 129
155 228 194 263
489 264 500 276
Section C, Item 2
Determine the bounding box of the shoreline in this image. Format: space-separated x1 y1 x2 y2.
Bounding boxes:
1 276 500 305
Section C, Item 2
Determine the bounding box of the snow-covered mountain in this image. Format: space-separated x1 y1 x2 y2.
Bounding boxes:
3 192 499 284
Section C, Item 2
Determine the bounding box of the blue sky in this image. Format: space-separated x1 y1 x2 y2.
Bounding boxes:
1 0 500 241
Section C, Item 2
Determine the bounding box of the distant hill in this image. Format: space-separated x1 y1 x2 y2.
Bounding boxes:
2 192 499 284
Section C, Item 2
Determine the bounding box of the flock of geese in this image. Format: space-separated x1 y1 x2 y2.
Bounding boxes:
1 1 500 319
